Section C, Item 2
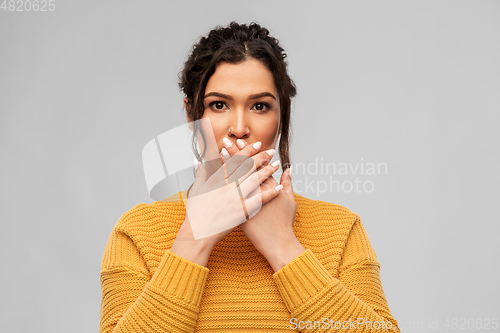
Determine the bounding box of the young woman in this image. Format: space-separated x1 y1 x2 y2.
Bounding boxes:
99 21 400 332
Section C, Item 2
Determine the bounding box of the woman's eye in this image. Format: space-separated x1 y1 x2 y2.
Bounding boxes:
253 102 269 111
209 101 226 110
208 101 269 112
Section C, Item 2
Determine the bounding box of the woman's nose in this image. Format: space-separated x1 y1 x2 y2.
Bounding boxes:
228 126 250 139
228 112 250 138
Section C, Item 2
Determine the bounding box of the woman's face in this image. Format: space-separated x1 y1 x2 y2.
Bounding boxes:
187 58 281 157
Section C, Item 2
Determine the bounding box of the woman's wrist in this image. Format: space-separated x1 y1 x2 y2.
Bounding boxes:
266 237 306 272
170 239 215 268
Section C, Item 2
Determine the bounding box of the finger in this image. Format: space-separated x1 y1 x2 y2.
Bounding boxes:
247 175 279 199
237 138 249 149
215 139 276 187
228 139 271 162
263 173 280 189
223 141 274 183
190 158 207 195
221 147 231 161
229 145 275 180
201 139 251 187
222 137 241 156
244 177 281 217
280 165 294 201
238 159 281 198
206 146 256 186
246 176 278 201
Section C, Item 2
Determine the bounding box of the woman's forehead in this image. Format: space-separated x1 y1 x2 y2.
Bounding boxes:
206 60 277 97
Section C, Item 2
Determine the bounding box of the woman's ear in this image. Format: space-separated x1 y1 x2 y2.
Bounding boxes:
184 97 192 122
184 97 195 133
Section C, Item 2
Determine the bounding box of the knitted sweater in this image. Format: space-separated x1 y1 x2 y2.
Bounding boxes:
99 190 400 332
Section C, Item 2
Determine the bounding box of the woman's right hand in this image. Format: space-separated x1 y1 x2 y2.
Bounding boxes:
170 141 281 267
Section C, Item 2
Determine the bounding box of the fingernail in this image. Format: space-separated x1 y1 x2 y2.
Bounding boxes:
271 160 280 168
223 137 232 148
289 165 293 177
221 148 230 159
275 184 283 192
237 139 245 149
252 141 262 150
266 149 275 157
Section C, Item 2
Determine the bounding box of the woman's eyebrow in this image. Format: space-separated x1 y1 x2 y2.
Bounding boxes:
204 92 276 100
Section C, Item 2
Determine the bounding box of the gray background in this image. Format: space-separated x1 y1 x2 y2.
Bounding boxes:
1 0 499 332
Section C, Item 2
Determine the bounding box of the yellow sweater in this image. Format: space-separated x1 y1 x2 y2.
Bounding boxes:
99 190 400 332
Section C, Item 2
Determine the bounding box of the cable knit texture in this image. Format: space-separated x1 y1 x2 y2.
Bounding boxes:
99 190 399 332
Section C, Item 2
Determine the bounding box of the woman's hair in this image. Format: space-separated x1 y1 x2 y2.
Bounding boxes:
178 21 297 172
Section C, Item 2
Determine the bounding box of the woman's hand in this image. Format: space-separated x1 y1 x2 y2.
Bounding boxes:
222 139 305 272
170 141 281 267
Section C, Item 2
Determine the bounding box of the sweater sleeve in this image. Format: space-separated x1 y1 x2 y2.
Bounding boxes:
272 215 400 332
99 228 209 333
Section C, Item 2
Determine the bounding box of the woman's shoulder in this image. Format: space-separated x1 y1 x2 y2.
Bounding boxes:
292 192 363 260
293 191 358 218
113 191 187 232
292 191 361 238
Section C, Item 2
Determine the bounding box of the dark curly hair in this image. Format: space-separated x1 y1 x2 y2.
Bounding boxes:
178 21 297 172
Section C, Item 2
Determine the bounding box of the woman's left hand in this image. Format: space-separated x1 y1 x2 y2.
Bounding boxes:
224 139 306 272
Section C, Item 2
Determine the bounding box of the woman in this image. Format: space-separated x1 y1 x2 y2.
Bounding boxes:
99 21 400 332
